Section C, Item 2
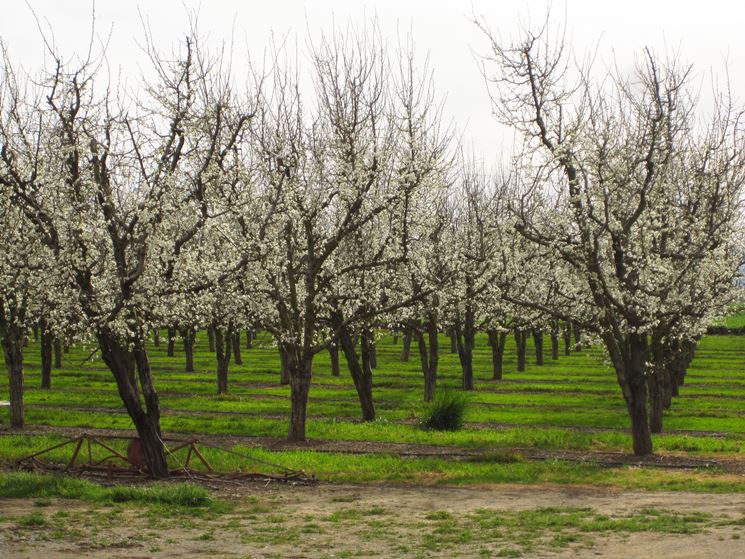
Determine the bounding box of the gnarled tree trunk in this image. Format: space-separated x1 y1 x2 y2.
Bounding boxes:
1 320 24 428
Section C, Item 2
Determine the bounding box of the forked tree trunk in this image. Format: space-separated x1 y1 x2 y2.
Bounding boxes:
166 327 176 357
40 321 52 389
455 321 475 391
416 318 439 402
337 323 375 421
232 331 242 365
532 329 544 366
287 348 313 441
515 330 527 372
487 329 507 380
53 338 62 368
1 321 24 428
612 332 653 456
98 333 169 477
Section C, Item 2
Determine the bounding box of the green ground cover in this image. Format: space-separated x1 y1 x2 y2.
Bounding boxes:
2 329 745 489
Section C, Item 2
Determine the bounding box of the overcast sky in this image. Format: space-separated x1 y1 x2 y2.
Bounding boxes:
1 0 743 164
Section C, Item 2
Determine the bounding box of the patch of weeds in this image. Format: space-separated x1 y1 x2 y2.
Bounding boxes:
33 498 52 507
16 512 49 528
496 548 522 558
419 391 469 431
425 510 453 521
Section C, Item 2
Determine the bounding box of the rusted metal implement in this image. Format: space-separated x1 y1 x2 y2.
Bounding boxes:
13 432 315 485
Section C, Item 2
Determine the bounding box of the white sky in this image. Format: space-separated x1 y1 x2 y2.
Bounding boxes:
2 0 744 164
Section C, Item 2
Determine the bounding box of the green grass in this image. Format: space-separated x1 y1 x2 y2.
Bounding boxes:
2 324 745 490
0 472 223 513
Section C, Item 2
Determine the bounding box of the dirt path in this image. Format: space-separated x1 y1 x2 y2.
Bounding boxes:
2 482 745 558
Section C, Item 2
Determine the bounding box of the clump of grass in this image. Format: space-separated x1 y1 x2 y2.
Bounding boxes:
420 391 469 431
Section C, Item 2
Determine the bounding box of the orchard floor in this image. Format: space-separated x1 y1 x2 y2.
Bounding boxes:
2 481 745 558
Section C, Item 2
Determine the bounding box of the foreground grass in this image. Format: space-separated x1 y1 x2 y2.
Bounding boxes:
0 471 222 514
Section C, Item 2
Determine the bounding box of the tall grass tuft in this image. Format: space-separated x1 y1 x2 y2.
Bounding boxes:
419 391 469 431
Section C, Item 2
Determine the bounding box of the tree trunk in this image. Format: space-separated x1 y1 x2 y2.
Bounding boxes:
328 342 340 377
166 327 176 357
368 333 377 369
550 323 560 360
532 329 544 366
40 321 52 389
573 323 583 352
1 321 24 428
401 330 412 362
287 349 312 441
563 322 571 356
450 330 457 354
152 328 160 347
53 338 62 368
207 327 216 352
392 333 399 345
181 327 194 372
337 324 376 421
215 326 232 394
455 322 475 390
232 331 242 365
279 346 290 385
416 318 439 402
98 333 169 478
246 330 254 349
515 330 527 372
487 329 507 380
614 333 653 456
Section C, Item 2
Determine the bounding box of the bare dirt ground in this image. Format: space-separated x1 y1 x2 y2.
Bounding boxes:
2 482 745 558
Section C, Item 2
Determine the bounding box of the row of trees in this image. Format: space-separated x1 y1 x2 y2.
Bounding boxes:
1 18 742 475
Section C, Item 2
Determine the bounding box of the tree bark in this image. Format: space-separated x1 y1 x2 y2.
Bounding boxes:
550 322 560 360
232 331 243 365
52 338 62 369
400 329 412 362
450 330 457 354
287 348 312 441
487 329 507 380
181 327 194 372
455 319 475 390
563 322 572 356
612 332 653 456
279 346 290 385
532 329 544 366
573 323 583 352
215 326 232 394
98 333 169 477
207 327 216 352
166 327 176 357
337 323 376 421
515 330 527 372
416 318 439 402
40 321 52 389
246 330 254 349
328 341 340 377
1 321 24 428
